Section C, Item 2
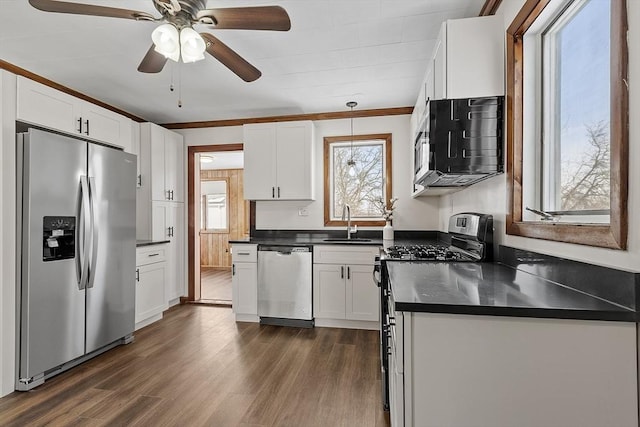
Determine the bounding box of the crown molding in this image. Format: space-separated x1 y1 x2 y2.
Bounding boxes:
162 107 413 129
479 0 503 16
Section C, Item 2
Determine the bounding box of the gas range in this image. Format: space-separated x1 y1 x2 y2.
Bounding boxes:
374 213 493 412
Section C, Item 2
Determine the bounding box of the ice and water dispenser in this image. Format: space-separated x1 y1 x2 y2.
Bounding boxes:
42 216 75 261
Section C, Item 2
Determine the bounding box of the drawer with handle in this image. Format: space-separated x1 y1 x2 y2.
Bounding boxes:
136 245 167 266
231 244 258 263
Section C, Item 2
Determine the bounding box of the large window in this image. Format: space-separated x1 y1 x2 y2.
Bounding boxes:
506 0 628 248
324 134 392 226
542 0 611 217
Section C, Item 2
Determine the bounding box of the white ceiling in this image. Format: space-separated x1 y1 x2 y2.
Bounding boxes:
0 0 485 124
199 151 244 169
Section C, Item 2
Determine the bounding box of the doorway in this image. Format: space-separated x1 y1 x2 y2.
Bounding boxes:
187 144 247 304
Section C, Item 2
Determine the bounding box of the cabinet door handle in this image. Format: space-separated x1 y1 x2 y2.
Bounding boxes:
136 268 139 282
137 175 142 187
347 266 350 280
84 119 90 135
170 190 174 200
272 187 275 198
238 252 250 256
341 266 344 279
232 264 236 276
77 117 83 133
148 253 160 257
166 190 171 200
277 187 281 198
170 226 174 237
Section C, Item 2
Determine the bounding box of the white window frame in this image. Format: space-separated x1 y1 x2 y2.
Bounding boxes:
521 0 610 224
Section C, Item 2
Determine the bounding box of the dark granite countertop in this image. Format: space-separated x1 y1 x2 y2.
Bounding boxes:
230 235 383 246
230 230 441 247
387 261 636 322
136 240 170 247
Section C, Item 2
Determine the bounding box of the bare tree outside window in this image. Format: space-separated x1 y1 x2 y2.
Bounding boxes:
323 133 392 227
560 121 610 211
332 143 383 218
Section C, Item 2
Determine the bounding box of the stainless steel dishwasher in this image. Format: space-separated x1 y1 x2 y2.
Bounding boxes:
257 245 313 327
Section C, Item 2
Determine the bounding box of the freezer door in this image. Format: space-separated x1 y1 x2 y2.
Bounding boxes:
85 145 136 353
19 129 87 380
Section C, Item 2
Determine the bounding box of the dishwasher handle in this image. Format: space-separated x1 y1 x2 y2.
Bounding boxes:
258 245 312 254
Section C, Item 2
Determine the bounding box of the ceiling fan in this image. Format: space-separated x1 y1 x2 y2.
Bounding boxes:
28 0 291 82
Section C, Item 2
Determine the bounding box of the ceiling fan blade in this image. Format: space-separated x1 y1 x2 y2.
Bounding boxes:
200 33 262 82
138 45 168 73
196 6 291 31
28 0 155 21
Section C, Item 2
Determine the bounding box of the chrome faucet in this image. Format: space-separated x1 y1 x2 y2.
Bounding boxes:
341 204 357 239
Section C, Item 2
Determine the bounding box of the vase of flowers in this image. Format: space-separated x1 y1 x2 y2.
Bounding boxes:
379 198 398 248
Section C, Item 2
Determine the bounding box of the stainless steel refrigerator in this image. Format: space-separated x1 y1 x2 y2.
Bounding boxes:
16 128 136 391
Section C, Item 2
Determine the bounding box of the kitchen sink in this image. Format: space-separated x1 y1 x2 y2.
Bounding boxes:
322 238 372 242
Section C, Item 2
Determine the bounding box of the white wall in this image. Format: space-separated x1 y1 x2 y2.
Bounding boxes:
178 115 440 231
440 0 640 272
0 71 17 397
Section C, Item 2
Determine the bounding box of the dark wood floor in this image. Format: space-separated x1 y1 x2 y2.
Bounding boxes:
201 267 232 302
0 305 389 426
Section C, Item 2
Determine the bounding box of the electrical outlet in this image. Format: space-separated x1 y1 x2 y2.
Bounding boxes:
298 208 309 216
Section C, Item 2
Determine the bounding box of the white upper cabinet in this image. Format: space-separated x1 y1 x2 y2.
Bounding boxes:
437 15 505 99
165 130 184 203
432 32 446 100
141 122 184 203
131 122 141 187
16 76 132 149
243 121 315 200
82 102 132 151
17 77 76 133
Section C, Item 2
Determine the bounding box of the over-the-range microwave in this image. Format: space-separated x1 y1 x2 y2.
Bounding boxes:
413 96 504 188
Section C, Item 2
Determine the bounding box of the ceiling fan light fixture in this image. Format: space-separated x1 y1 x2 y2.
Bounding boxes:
151 23 180 62
180 27 206 63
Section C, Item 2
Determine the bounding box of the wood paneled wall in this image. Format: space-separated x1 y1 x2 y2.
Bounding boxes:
200 169 249 267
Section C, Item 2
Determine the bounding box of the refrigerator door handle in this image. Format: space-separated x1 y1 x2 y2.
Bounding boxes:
87 177 99 289
78 176 91 290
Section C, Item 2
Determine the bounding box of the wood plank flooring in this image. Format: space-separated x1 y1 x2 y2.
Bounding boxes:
0 305 390 427
200 267 232 302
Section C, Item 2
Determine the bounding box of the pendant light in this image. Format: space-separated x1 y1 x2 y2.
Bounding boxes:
346 101 357 177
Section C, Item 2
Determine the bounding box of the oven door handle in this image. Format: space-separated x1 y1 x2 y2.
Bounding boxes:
373 258 381 287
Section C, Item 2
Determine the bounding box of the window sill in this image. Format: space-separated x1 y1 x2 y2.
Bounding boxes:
506 220 626 250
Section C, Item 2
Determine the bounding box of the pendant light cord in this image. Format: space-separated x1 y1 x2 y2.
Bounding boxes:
346 101 357 163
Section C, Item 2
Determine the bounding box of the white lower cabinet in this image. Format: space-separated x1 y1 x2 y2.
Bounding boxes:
151 201 185 305
392 312 638 427
313 245 379 328
135 245 168 330
231 244 258 321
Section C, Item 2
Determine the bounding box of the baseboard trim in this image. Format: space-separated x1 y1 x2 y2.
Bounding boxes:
314 318 379 330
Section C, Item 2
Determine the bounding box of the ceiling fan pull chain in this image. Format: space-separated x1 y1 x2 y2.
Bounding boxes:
178 63 183 108
169 61 175 92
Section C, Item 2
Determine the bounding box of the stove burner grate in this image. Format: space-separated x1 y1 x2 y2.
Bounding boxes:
385 244 472 261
